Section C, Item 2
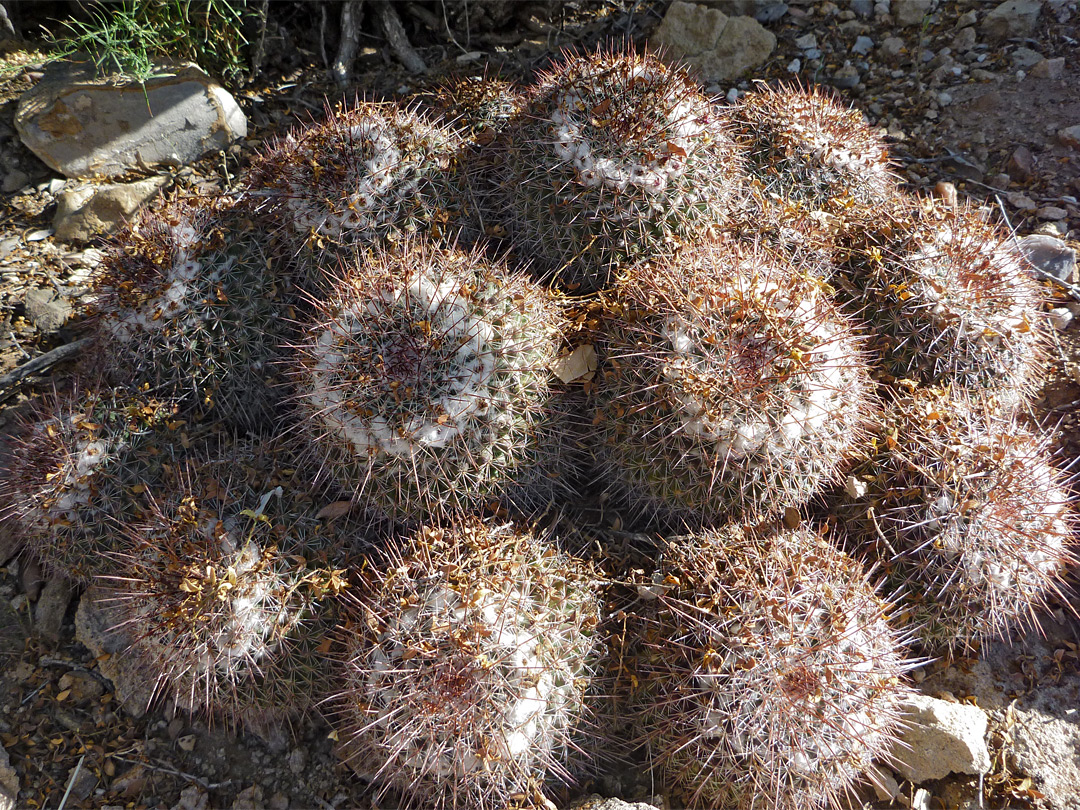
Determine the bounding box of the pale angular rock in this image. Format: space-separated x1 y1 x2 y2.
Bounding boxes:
981 0 1043 41
890 694 991 782
15 62 246 179
53 176 167 242
652 3 775 83
893 0 936 26
23 287 72 333
1031 56 1064 77
567 796 664 810
75 586 156 718
34 575 75 643
0 742 17 810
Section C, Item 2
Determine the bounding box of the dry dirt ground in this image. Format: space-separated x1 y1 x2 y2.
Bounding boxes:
0 1 1079 809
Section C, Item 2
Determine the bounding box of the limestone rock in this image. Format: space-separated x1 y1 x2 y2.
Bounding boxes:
75 586 156 718
23 287 72 333
53 176 167 242
981 0 1043 42
893 0 936 26
567 796 664 810
1058 124 1080 149
34 575 75 644
0 742 17 810
652 3 776 84
889 694 991 783
15 61 246 179
1019 234 1076 283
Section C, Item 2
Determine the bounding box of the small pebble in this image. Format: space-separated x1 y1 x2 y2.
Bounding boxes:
795 33 818 49
853 36 874 55
787 58 802 73
1038 206 1068 221
1048 307 1073 332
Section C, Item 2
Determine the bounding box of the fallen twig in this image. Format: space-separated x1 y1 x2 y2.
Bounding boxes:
0 337 92 394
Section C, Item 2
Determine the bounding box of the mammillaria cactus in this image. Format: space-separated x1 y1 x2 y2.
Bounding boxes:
837 389 1075 656
86 194 290 429
727 83 897 220
95 460 348 727
247 100 475 261
592 239 873 527
839 202 1046 404
495 47 743 292
628 524 912 810
290 238 575 524
0 385 181 581
328 519 602 810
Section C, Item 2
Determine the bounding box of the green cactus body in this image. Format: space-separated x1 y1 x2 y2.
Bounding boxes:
629 525 912 810
291 239 573 523
593 240 873 526
496 48 743 292
838 390 1075 656
0 386 181 582
330 520 601 810
88 194 289 429
841 203 1046 404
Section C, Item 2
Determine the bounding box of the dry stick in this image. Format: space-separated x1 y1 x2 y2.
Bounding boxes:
332 0 363 87
249 0 270 82
375 1 427 74
0 337 91 393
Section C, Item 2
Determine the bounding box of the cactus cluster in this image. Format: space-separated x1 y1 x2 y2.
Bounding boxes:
1 44 1075 810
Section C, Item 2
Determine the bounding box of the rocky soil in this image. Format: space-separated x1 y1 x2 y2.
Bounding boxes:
0 1 1079 809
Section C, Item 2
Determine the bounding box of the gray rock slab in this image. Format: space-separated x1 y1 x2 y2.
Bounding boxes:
34 574 75 644
53 176 167 242
23 287 72 333
1019 234 1076 284
0 742 17 810
889 694 991 782
981 0 1043 41
75 586 156 718
893 0 936 26
15 61 246 179
652 3 776 84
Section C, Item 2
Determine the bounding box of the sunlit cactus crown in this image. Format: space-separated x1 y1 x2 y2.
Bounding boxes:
839 389 1075 656
593 239 873 525
330 520 601 809
729 83 896 214
629 525 912 810
291 238 572 522
842 202 1045 404
249 101 469 247
497 48 742 291
0 385 180 582
87 195 287 428
97 460 347 725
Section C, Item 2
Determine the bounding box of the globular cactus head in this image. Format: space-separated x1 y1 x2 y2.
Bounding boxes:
422 73 525 148
839 201 1046 406
86 193 290 430
727 83 897 223
247 100 476 263
289 238 576 524
495 46 743 292
328 519 602 810
592 239 874 528
95 452 349 729
627 524 913 810
0 385 181 582
837 389 1076 657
